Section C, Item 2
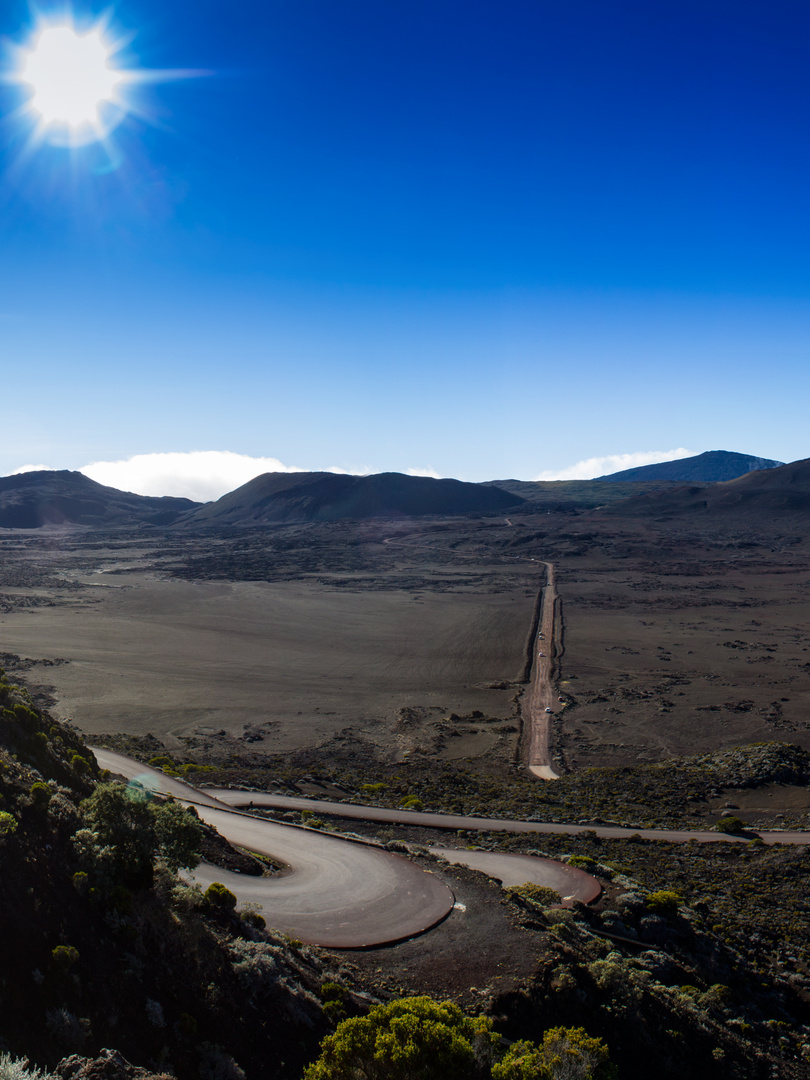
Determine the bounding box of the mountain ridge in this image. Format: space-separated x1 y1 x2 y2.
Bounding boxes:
598 455 810 523
597 449 784 483
182 470 524 526
0 470 199 529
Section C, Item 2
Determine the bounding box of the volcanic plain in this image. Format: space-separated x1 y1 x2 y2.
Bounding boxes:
2 505 810 777
0 520 538 763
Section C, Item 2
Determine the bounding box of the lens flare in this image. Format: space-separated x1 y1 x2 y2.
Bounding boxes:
22 25 123 128
4 12 205 161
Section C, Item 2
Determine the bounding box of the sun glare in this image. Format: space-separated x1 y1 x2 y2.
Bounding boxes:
17 20 127 143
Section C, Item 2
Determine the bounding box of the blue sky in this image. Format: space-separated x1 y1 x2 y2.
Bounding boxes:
1 0 809 497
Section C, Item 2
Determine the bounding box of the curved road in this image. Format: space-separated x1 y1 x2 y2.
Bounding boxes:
92 750 604 944
92 749 455 948
430 847 601 904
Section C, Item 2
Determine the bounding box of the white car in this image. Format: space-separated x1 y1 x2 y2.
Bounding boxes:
544 707 553 713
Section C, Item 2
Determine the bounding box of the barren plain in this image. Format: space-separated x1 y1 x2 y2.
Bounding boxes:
1 510 810 776
0 520 538 762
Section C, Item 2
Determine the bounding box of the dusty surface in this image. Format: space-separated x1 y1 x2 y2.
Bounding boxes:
0 521 536 756
549 521 810 769
330 861 543 1008
2 511 810 781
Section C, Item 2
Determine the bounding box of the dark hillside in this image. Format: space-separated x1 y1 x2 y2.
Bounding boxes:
597 450 783 483
0 665 333 1079
600 455 810 524
0 471 199 529
486 477 682 510
183 470 523 526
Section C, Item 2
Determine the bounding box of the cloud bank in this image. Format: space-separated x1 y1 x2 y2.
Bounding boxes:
80 451 312 502
405 466 442 479
533 448 694 482
11 454 446 500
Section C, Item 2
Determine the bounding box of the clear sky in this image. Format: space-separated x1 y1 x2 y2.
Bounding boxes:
1 0 809 497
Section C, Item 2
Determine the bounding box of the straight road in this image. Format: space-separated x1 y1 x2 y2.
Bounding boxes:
525 562 560 780
200 785 810 846
93 751 809 847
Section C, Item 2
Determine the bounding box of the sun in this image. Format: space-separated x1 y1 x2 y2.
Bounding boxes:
17 20 127 142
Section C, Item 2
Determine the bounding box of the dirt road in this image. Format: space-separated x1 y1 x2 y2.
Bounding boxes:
525 562 560 780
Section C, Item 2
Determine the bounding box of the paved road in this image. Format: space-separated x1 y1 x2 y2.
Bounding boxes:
430 847 601 903
93 747 810 954
199 785 810 846
92 749 455 949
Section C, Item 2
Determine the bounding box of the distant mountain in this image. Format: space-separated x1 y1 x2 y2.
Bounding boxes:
0 470 199 529
601 456 810 524
597 450 784 483
485 477 683 511
184 471 523 526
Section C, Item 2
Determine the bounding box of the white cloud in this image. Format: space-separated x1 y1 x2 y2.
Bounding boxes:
405 466 442 479
81 451 311 503
11 464 54 474
533 448 695 482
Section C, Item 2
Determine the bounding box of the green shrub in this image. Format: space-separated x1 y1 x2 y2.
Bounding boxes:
360 782 387 795
400 795 424 811
29 782 52 808
151 799 204 872
304 996 495 1080
715 815 746 835
0 811 18 837
51 945 79 975
646 890 682 916
77 783 203 888
241 909 266 930
320 982 347 1003
492 1027 616 1079
29 732 49 753
148 755 179 776
508 883 563 908
178 1013 197 1037
205 882 237 911
70 754 91 776
568 855 597 870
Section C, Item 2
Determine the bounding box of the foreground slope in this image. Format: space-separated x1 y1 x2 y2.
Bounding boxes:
182 471 523 526
0 471 199 529
0 665 334 1078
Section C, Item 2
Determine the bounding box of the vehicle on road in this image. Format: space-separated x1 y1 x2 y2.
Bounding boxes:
544 707 553 713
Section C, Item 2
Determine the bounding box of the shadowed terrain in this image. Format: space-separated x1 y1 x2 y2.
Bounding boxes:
0 471 198 528
182 470 524 526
